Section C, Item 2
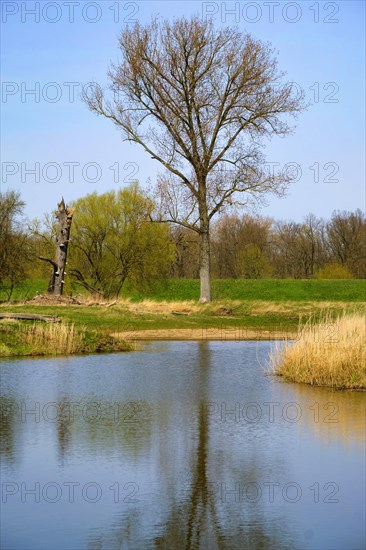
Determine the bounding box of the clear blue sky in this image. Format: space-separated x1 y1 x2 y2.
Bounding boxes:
1 0 365 222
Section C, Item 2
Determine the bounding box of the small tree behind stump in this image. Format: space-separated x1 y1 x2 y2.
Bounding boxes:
40 198 74 296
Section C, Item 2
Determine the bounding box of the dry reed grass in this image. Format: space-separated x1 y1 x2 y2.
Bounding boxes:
117 298 247 316
19 321 84 355
120 299 203 314
271 312 366 389
251 300 358 315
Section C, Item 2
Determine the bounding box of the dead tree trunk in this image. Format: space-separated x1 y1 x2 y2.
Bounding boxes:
40 198 74 296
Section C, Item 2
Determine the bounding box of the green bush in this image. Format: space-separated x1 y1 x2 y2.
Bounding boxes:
317 264 353 279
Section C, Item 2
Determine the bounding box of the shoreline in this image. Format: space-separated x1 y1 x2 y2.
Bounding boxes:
112 328 297 341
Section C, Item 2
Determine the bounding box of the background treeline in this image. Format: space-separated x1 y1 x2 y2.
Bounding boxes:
172 210 366 280
1 186 365 299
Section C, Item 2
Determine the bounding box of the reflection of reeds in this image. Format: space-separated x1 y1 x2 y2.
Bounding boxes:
271 312 366 389
290 382 366 448
20 322 84 355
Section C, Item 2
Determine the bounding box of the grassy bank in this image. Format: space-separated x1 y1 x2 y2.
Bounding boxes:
271 313 366 390
1 278 364 358
0 319 132 358
1 295 364 357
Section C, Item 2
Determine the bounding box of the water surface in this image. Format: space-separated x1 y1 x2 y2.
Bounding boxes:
1 341 365 549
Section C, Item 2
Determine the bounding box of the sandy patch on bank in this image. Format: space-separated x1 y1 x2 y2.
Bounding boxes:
112 328 296 341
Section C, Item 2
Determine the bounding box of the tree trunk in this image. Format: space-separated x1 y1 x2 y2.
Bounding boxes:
52 199 74 296
199 229 211 303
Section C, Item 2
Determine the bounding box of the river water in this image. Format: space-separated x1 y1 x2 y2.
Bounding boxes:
1 341 365 549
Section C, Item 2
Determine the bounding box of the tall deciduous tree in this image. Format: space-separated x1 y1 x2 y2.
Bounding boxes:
84 16 304 301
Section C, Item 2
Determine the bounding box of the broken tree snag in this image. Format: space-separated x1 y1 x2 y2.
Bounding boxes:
52 198 74 296
38 257 58 293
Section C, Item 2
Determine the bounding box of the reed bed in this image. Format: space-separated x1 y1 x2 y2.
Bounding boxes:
19 321 84 355
271 312 366 389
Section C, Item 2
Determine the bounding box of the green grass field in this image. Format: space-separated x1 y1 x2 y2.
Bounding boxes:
1 278 365 303
127 278 366 302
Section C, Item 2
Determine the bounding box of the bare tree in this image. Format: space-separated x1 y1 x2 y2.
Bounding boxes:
326 210 366 276
0 191 30 300
169 226 200 278
84 16 304 301
211 214 272 278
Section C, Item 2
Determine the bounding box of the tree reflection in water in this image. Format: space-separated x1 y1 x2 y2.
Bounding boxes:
0 396 20 466
87 343 297 550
